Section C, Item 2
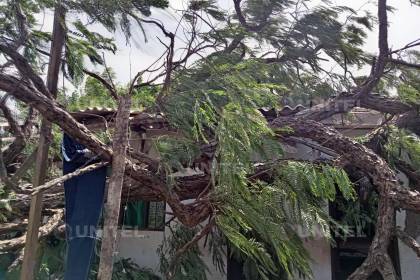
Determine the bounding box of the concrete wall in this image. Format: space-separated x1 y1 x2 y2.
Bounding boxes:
116 230 164 274
116 203 225 279
301 238 332 280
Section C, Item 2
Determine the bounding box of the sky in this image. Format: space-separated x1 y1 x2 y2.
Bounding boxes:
36 0 420 84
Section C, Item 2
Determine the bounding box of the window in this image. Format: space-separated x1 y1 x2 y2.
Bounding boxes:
120 201 166 231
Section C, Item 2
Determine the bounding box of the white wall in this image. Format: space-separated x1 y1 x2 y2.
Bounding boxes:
395 172 420 280
301 238 332 280
116 230 333 280
117 230 164 274
396 210 420 280
116 228 226 279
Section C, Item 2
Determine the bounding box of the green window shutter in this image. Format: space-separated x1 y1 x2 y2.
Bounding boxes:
123 201 147 229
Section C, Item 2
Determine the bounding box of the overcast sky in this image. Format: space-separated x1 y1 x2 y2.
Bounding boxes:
37 0 420 84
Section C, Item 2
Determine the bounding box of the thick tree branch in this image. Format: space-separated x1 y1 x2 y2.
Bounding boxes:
0 210 63 252
0 97 26 165
0 73 211 227
0 221 28 235
271 117 401 280
389 188 420 212
0 44 52 98
98 94 131 279
395 227 420 259
9 147 38 185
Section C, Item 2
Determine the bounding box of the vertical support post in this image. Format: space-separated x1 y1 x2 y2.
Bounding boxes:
97 94 131 280
20 3 66 279
21 123 54 280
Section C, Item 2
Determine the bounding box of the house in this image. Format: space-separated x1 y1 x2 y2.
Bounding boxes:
70 106 420 280
3 106 415 280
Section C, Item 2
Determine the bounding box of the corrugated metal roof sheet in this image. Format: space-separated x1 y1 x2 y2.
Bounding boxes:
70 105 384 130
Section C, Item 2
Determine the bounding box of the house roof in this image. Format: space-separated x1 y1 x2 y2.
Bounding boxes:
70 107 169 131
70 105 384 132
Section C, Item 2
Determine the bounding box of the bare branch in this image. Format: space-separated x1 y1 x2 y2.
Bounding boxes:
388 58 420 70
233 0 269 32
31 161 109 195
390 38 420 54
83 70 119 100
9 148 38 185
0 43 52 98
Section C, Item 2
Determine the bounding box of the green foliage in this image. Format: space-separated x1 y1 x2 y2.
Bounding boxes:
64 39 101 84
398 84 420 105
188 0 226 21
397 52 420 105
380 50 420 101
1 0 169 83
65 69 158 111
215 161 354 279
90 258 161 280
242 0 295 27
155 137 201 172
0 197 12 222
158 224 209 280
65 0 168 42
71 20 116 53
132 86 160 109
67 74 117 110
335 192 378 237
385 127 420 170
165 55 285 141
160 37 355 279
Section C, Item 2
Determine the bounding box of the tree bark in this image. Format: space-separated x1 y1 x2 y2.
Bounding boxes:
20 4 66 279
271 117 402 280
31 161 109 195
0 73 211 227
97 94 131 280
0 210 63 252
395 227 420 259
0 100 26 165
